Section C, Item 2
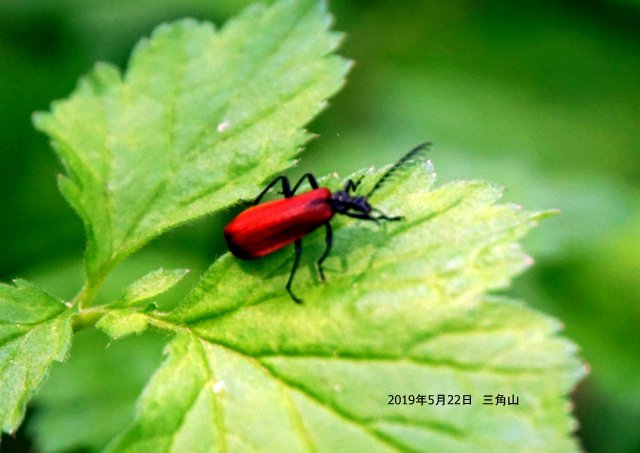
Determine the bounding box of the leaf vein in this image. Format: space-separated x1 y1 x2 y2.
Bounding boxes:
257 360 408 452
196 338 228 453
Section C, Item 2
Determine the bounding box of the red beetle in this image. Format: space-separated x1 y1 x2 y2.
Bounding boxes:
224 143 431 303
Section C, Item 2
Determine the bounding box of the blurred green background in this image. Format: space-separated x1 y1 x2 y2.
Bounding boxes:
1 0 638 451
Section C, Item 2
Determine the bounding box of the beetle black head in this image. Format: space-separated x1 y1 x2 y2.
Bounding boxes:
329 190 372 215
329 179 401 222
328 142 431 222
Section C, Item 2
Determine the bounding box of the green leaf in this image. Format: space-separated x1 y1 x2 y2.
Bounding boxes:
33 0 349 282
0 279 73 434
118 268 190 307
30 329 166 453
108 164 585 451
96 310 150 339
95 268 194 341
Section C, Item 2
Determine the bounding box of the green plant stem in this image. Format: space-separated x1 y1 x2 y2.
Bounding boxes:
73 304 181 334
72 262 115 309
146 314 180 333
73 307 106 331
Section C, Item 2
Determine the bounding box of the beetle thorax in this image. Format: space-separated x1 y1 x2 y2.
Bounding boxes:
329 191 372 215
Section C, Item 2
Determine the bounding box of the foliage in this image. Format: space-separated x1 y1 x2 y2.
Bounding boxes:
107 169 584 451
32 0 348 291
0 281 72 433
5 0 633 450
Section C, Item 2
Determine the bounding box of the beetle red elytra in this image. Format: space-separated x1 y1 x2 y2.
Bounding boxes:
224 142 431 303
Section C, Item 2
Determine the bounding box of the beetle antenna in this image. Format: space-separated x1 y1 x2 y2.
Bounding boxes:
366 142 432 198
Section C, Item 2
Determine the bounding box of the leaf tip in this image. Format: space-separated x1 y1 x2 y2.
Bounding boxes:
31 110 49 131
78 62 121 95
531 209 560 221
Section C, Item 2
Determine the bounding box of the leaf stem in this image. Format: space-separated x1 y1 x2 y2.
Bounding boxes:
146 314 181 333
72 307 106 330
72 262 115 309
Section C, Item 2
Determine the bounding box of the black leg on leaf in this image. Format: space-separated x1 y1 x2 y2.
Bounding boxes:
254 176 292 204
317 222 333 281
286 240 303 304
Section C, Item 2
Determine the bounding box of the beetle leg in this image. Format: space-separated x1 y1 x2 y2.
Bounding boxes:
317 222 333 281
344 212 373 221
344 212 378 222
291 173 319 194
286 240 303 304
371 207 403 221
372 213 403 221
344 212 403 222
254 176 292 204
343 212 380 225
344 175 364 193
